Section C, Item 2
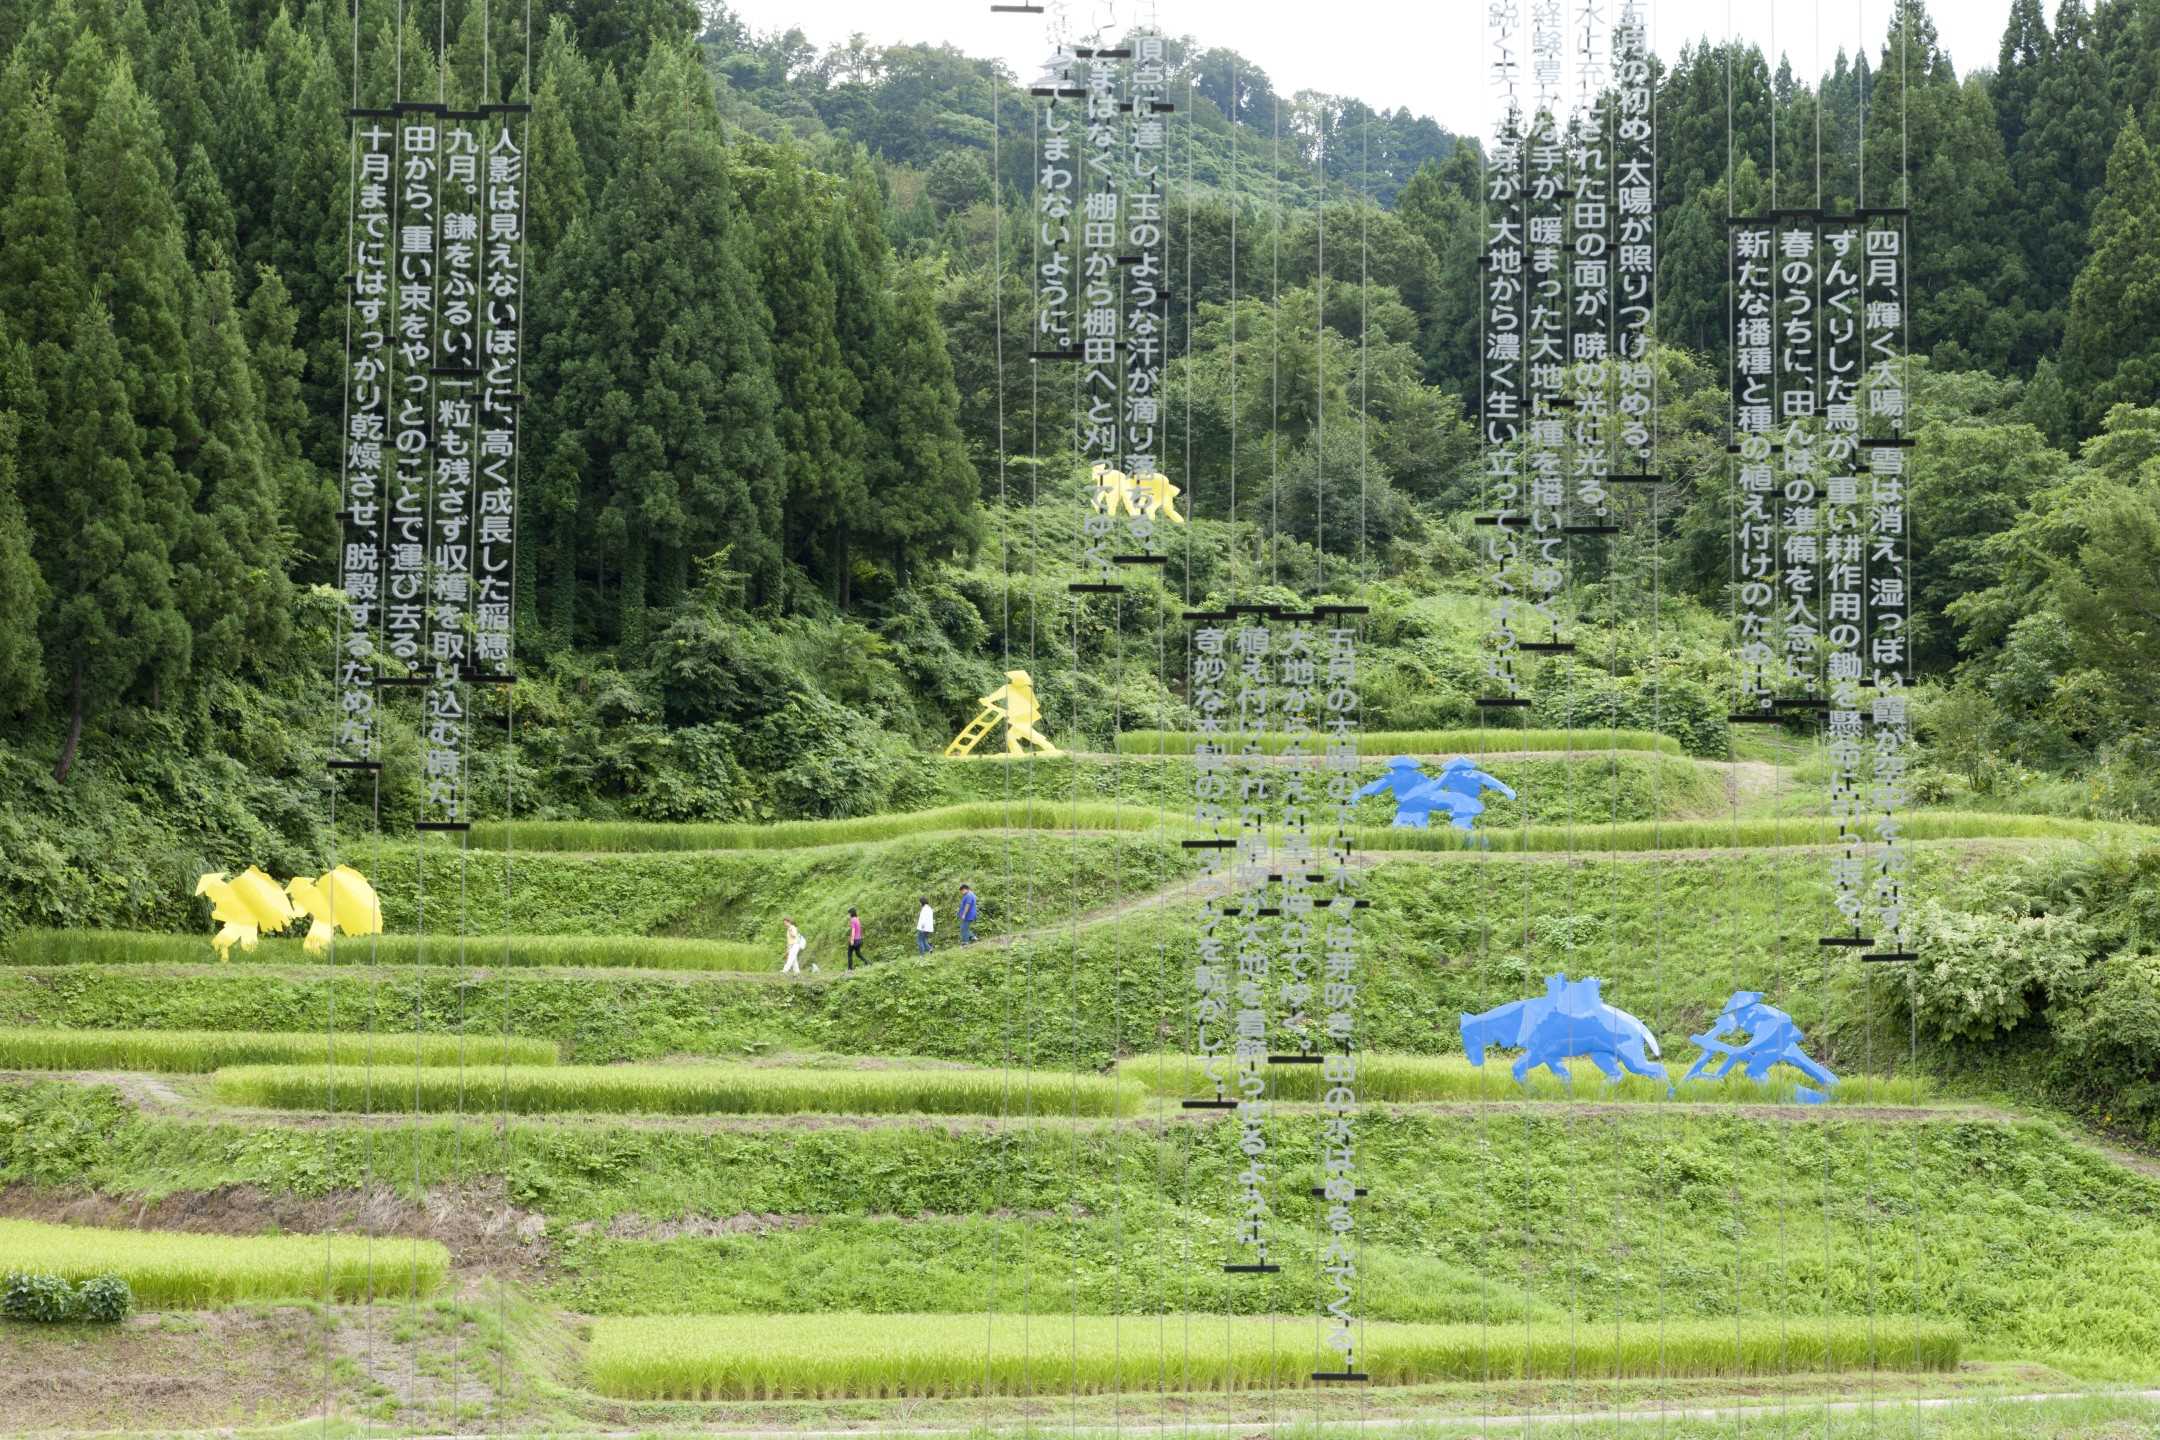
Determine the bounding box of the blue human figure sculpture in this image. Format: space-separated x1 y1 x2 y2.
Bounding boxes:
1356 756 1514 832
1683 990 1839 1105
1436 756 1517 808
1460 973 1669 1090
1355 756 1477 830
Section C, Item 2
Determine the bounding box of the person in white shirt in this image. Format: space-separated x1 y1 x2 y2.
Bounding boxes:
916 896 935 954
781 917 812 973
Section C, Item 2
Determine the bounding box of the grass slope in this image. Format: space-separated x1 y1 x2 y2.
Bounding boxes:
9 1085 2159 1376
0 845 2030 1066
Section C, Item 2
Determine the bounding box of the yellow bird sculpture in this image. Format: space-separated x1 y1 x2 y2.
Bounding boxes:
194 866 301 960
286 866 384 955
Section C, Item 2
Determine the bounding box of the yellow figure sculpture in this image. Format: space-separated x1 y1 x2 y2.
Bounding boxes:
1089 463 1184 523
945 670 1060 758
287 865 384 956
195 866 301 960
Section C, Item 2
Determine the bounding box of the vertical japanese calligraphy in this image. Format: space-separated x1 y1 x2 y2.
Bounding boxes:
338 116 395 766
1571 0 1611 532
1316 613 1362 1376
1731 219 1778 715
1275 615 1316 1058
1822 219 1866 932
476 103 527 682
1865 216 1911 952
1612 2 1654 476
1777 212 1821 707
1191 618 1232 1100
1077 46 1124 579
1524 1 1566 640
1483 0 1526 704
1123 32 1168 553
424 109 478 827
1227 608 1275 1274
388 110 438 694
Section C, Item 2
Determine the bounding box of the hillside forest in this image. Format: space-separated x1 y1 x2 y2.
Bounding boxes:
6 1 2160 1098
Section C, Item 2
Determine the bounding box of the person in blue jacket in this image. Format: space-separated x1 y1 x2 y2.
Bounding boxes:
958 883 980 945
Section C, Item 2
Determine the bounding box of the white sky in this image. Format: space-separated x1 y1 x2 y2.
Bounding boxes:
720 0 2018 138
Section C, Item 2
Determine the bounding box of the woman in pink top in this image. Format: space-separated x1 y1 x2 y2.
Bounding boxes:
846 908 864 969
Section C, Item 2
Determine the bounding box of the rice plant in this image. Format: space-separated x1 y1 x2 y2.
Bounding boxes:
0 1218 446 1307
1347 810 2130 855
470 802 1163 854
0 1026 559 1073
1116 1053 1935 1106
584 1311 1962 1400
1115 728 1685 757
212 1062 1145 1117
459 806 2126 857
0 929 775 973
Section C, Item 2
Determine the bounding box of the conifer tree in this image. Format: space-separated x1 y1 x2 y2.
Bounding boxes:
175 141 238 268
1863 1 2026 368
176 261 292 674
241 264 334 581
1995 0 2050 158
42 305 188 781
77 60 199 459
2060 115 2160 429
0 318 46 720
739 139 864 604
535 41 782 647
861 256 979 585
0 91 89 336
2009 0 2112 342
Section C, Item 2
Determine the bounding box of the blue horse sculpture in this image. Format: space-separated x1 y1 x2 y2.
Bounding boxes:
1356 756 1517 831
1460 973 1669 1089
1683 990 1839 1105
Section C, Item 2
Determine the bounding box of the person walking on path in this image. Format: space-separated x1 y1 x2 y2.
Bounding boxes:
916 896 935 954
846 908 865 969
781 917 811 974
958 884 980 946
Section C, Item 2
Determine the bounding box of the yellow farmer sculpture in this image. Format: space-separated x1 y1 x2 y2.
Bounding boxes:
195 866 302 960
1090 463 1184 523
287 865 385 955
944 669 1060 757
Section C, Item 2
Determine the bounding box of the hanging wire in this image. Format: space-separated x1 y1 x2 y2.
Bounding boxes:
985 48 1012 1423
1179 56 1196 1440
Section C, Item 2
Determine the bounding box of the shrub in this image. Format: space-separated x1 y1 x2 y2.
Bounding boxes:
1906 900 2099 1042
72 1274 133 1323
2 1271 74 1323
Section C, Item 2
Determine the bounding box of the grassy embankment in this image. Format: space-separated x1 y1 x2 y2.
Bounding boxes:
7 1083 2160 1378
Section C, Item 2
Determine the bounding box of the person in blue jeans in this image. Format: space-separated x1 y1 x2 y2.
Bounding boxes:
958 883 979 945
916 896 934 954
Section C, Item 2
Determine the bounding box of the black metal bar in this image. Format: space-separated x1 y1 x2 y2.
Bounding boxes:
1181 1098 1239 1110
1068 582 1124 594
1223 1264 1281 1274
1310 1186 1371 1197
1268 1054 1324 1065
1313 1372 1372 1382
1182 839 1237 849
414 821 471 833
1519 641 1576 653
327 760 383 772
1112 554 1169 565
1819 936 1876 948
1477 697 1534 708
1862 952 1919 963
